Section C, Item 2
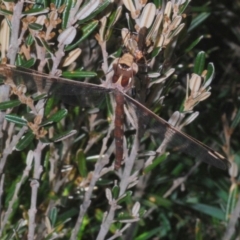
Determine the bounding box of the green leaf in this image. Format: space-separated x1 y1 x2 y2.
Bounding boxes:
0 99 21 110
107 6 122 29
104 6 122 40
61 0 75 29
61 70 97 78
195 219 203 240
48 207 58 227
78 0 111 24
112 184 120 199
231 108 240 129
117 191 132 204
52 130 77 142
106 94 113 117
44 97 55 116
188 203 225 220
185 36 203 53
205 62 215 83
22 8 49 16
5 114 27 125
76 149 88 178
188 12 211 32
179 0 191 14
32 93 47 101
41 109 68 126
116 212 134 221
16 131 35 151
0 8 13 16
28 23 43 31
151 47 162 59
226 183 238 221
57 208 79 223
35 37 53 54
26 34 34 46
135 228 162 240
16 58 36 68
194 51 205 75
16 54 24 66
65 20 99 51
146 195 172 208
143 153 168 174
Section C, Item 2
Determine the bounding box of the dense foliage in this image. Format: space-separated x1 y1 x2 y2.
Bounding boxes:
0 0 239 239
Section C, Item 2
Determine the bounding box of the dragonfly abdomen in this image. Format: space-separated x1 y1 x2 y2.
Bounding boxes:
114 91 125 170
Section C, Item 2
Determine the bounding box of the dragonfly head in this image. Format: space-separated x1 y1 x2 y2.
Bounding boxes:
112 53 138 92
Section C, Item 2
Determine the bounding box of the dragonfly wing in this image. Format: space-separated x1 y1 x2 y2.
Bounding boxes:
0 65 112 107
124 93 230 170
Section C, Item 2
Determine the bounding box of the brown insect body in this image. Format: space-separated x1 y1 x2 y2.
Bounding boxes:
112 53 138 169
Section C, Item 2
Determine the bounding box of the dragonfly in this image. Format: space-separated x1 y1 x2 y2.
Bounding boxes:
0 51 230 170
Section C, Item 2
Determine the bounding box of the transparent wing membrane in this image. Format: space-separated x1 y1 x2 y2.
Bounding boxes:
124 94 229 170
0 65 112 107
0 64 230 170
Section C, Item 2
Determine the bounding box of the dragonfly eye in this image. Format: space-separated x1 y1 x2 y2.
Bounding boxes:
119 63 131 70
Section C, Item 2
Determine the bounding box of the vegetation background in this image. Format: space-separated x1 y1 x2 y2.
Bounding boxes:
0 0 239 239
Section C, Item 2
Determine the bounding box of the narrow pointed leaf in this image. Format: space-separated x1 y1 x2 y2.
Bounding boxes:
52 130 77 142
65 20 99 51
28 23 43 31
0 99 21 110
78 0 111 24
22 8 49 16
62 0 75 29
144 153 168 174
188 203 225 220
117 191 132 204
62 69 97 78
0 8 13 16
18 58 36 68
76 149 88 178
112 185 120 199
231 108 240 129
44 97 55 116
188 12 210 32
226 183 238 221
5 114 27 125
185 36 203 53
195 219 203 240
194 51 205 75
41 109 68 126
76 0 100 20
48 207 58 227
16 131 35 151
204 62 215 86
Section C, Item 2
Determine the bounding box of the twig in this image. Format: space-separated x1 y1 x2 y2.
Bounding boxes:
70 121 115 240
0 85 10 155
222 192 240 240
163 161 200 198
0 174 5 228
0 151 33 236
99 40 109 75
96 129 140 240
50 45 65 75
96 200 119 240
119 132 139 195
7 0 24 64
28 142 45 240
